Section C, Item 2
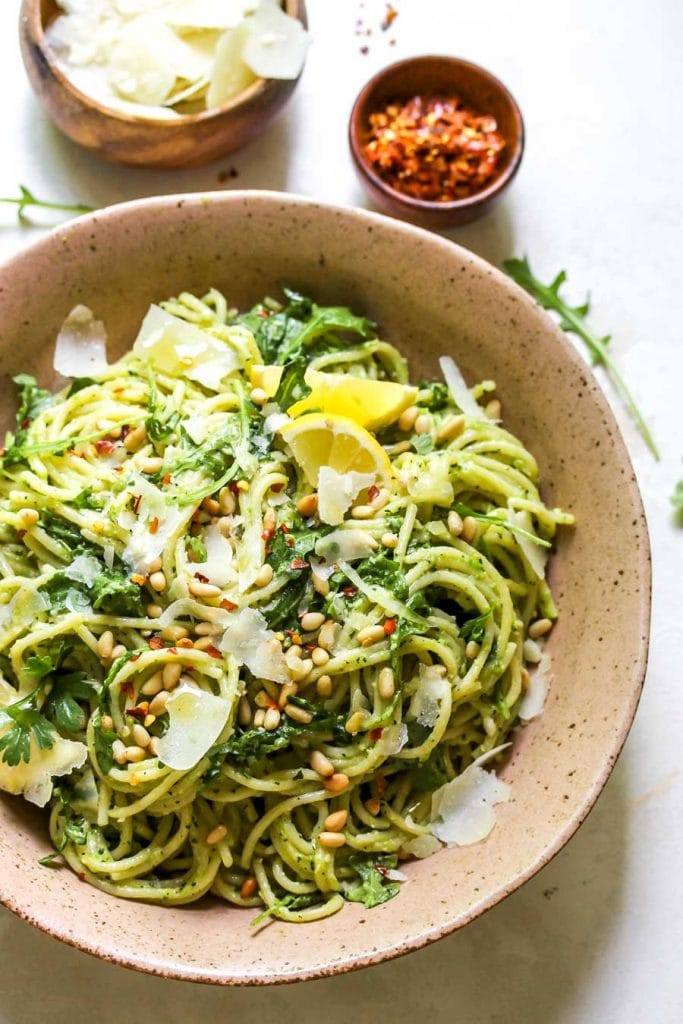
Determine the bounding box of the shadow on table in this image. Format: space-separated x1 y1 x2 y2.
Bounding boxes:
0 754 629 1024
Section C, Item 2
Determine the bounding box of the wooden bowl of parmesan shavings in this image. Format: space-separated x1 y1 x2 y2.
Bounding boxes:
19 0 308 169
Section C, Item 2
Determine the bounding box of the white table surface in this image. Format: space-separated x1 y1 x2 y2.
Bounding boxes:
1 1 682 1020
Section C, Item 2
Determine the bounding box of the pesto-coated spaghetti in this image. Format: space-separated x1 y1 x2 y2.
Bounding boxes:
0 287 573 923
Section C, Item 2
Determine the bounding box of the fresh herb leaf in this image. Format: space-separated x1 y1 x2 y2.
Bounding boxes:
0 185 93 223
454 502 551 549
186 534 207 562
66 377 97 398
91 571 144 617
672 478 683 525
459 607 493 643
417 381 450 410
261 574 309 631
503 256 658 459
345 854 401 909
1 373 54 468
251 891 322 926
0 687 55 766
71 487 101 510
412 433 435 455
406 745 448 792
355 553 409 601
93 711 118 773
43 672 95 735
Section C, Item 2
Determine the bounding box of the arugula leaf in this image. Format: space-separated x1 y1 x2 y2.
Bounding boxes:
0 184 92 224
267 521 319 574
503 256 658 460
146 373 180 443
93 711 118 773
71 488 101 510
345 854 401 908
355 552 409 601
417 381 451 410
208 707 349 771
672 478 683 525
0 687 55 766
38 574 92 615
38 805 89 866
277 304 377 365
91 571 144 617
260 574 309 631
274 354 311 410
186 534 207 562
66 377 97 398
406 745 448 792
459 607 493 643
1 373 54 468
251 891 322 926
454 501 551 549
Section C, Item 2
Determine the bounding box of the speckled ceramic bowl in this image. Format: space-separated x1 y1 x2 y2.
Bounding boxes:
0 192 650 985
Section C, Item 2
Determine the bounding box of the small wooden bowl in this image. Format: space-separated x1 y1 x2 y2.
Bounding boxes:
19 0 307 169
349 55 524 228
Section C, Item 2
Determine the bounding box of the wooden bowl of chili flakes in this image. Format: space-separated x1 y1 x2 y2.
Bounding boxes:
349 55 524 228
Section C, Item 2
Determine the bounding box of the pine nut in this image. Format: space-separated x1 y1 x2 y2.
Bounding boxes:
253 708 266 728
370 488 391 511
436 414 466 443
317 621 338 651
521 667 531 690
206 824 227 845
146 603 163 618
141 671 164 696
483 715 497 736
195 622 218 636
485 398 502 420
202 497 220 516
297 493 318 517
250 386 268 406
447 510 463 536
414 413 431 435
111 644 126 660
316 674 333 698
319 831 346 849
523 638 543 663
217 517 231 538
278 681 298 708
138 456 163 474
310 750 334 778
161 625 189 642
219 488 236 515
240 877 257 899
312 570 330 596
311 647 329 666
112 739 127 765
398 405 419 431
461 516 478 544
357 624 386 647
345 711 366 734
323 772 349 794
254 563 274 587
149 690 169 716
301 611 325 632
284 703 313 724
177 638 194 648
149 571 167 593
149 737 159 756
144 714 155 728
18 508 39 527
189 579 221 598
162 662 182 691
255 689 271 708
287 644 302 660
324 809 348 832
101 715 114 732
350 504 375 519
123 424 147 452
528 618 553 639
97 630 114 661
132 724 150 747
465 640 481 660
381 532 399 548
378 667 395 700
238 696 252 726
287 655 313 682
263 708 281 731
125 745 147 763
365 796 381 816
263 507 276 531
194 636 215 651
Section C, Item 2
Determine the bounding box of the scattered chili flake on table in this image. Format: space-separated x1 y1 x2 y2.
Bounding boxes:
363 94 506 202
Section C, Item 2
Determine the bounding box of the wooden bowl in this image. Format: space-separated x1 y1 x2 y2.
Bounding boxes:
349 55 524 228
0 192 649 984
19 0 307 168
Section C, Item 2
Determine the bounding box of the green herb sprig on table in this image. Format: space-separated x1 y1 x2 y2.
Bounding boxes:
503 256 659 460
0 185 93 224
672 477 683 525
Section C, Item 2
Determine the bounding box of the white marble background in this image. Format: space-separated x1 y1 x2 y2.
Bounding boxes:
0 1 681 1021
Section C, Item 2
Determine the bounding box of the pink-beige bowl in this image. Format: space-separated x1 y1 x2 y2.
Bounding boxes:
0 191 650 985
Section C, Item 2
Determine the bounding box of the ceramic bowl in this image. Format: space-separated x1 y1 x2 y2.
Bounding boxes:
0 191 649 984
349 55 524 228
19 0 307 169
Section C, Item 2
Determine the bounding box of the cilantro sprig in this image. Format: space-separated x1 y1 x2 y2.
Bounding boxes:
1 185 93 224
503 257 659 460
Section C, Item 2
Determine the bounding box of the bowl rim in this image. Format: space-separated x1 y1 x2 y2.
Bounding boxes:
0 190 651 985
20 0 307 128
348 54 525 214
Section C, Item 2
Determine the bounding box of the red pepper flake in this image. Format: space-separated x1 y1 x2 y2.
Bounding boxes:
149 636 164 650
383 617 397 635
131 653 142 662
376 772 387 796
229 481 240 495
290 558 309 570
342 585 357 598
363 94 506 203
149 516 160 535
163 473 172 485
127 705 148 721
78 872 86 881
95 439 115 454
380 3 398 31
193 571 210 584
206 644 222 659
285 538 294 548
367 484 380 502
120 422 130 435
220 599 238 611
131 573 147 586
122 681 135 698
191 509 202 522
258 309 271 318
168 647 178 655
285 630 303 645
360 44 369 54
271 482 284 493
261 528 275 542
370 727 383 741
280 523 290 534
16 529 26 540
132 494 143 515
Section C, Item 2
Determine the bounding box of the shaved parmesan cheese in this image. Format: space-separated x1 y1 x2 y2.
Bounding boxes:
104 544 115 570
508 506 548 579
133 304 241 391
518 651 553 723
242 0 308 79
439 355 484 419
315 529 378 564
207 22 257 108
430 761 510 846
401 833 442 859
317 467 375 525
219 607 288 682
263 411 290 435
401 452 454 507
109 18 180 104
166 0 251 30
122 473 191 572
183 414 210 444
54 305 108 378
408 664 450 729
156 682 231 770
237 519 263 593
65 553 101 589
193 524 237 588
0 728 87 808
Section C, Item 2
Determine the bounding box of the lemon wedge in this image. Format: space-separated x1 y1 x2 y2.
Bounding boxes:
288 370 418 431
278 413 393 486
